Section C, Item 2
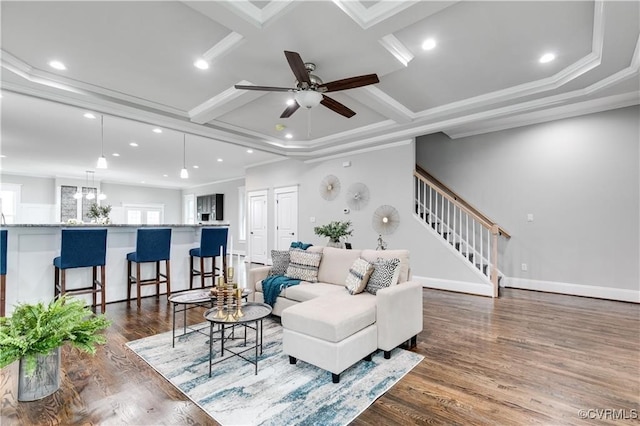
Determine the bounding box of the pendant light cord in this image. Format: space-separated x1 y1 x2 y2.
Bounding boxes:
101 115 104 156
183 134 186 168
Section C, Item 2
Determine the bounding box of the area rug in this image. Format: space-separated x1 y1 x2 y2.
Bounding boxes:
126 318 423 426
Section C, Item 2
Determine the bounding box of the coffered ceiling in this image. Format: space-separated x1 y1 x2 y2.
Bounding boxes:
1 1 638 188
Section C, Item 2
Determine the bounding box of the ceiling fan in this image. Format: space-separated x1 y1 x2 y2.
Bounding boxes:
234 51 379 119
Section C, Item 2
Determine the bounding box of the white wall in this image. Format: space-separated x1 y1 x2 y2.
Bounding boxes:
416 106 639 299
183 178 243 252
245 141 486 285
1 174 57 223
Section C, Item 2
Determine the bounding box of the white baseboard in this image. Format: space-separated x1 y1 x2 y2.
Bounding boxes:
502 277 639 303
413 276 494 297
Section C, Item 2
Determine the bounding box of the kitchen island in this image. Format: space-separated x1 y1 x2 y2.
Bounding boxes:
1 224 229 314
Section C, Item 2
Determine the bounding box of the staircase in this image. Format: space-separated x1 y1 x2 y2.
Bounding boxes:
413 167 510 297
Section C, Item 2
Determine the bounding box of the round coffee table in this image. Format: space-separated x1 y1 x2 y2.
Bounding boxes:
168 288 251 347
204 302 272 376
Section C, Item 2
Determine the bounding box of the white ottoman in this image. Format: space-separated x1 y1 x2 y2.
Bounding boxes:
281 293 377 383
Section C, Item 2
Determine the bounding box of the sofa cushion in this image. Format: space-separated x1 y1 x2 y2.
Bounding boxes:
285 249 322 282
284 282 346 302
361 249 410 283
282 293 376 343
345 258 374 295
365 257 401 295
316 247 363 285
269 250 290 276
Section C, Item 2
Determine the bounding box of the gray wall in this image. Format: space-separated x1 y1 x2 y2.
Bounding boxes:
0 174 56 204
99 182 182 224
416 105 640 291
245 141 486 283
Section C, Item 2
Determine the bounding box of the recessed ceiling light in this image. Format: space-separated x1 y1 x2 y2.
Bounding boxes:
0 155 6 158
285 133 293 139
194 59 209 70
163 174 168 177
286 99 295 106
48 60 66 70
217 158 223 162
83 113 96 119
421 38 436 51
129 142 138 147
152 128 162 134
141 181 146 184
246 149 253 154
193 165 199 169
539 53 556 63
112 153 120 157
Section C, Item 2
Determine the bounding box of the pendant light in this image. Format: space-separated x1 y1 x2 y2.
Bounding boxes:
180 134 189 179
96 115 107 169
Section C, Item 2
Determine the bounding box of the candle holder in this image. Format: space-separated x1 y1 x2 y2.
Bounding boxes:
234 287 244 319
227 266 235 284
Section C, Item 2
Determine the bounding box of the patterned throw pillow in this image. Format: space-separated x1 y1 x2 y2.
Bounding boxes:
269 250 290 276
345 258 374 295
285 249 322 282
365 257 401 295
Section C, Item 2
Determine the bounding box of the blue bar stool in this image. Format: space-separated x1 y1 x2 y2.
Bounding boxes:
53 228 108 313
1 230 7 317
126 228 172 309
189 227 228 288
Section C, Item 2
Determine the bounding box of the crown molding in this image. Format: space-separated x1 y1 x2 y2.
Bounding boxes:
201 31 244 62
379 34 414 66
332 0 418 30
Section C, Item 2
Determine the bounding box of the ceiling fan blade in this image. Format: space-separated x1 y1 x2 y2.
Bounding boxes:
321 95 356 118
234 85 294 92
319 74 380 92
284 51 311 85
280 102 300 118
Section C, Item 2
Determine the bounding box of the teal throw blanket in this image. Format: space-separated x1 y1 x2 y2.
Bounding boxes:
262 274 300 307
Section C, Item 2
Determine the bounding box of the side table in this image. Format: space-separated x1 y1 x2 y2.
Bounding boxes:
168 288 250 347
204 302 272 376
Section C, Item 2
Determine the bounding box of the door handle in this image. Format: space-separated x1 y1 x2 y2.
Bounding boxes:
290 233 295 235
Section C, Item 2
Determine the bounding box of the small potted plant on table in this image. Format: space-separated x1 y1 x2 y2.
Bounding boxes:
0 296 110 401
314 220 353 248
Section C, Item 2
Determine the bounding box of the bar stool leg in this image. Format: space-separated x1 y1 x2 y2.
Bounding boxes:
92 266 98 309
54 266 60 299
165 259 171 303
136 262 142 309
189 256 194 289
100 265 106 313
155 261 160 299
200 257 205 288
61 269 67 298
0 275 6 317
127 260 132 305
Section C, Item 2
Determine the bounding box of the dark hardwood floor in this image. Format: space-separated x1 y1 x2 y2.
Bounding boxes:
1 287 638 425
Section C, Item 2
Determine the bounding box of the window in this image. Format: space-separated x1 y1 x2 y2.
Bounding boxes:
123 204 164 225
0 183 21 224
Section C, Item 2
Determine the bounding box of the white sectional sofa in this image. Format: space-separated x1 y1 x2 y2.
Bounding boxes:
248 246 423 383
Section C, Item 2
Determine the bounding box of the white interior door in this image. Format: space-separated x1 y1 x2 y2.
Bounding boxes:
274 186 298 251
248 190 268 264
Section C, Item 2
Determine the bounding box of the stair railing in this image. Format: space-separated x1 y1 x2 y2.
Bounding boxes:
414 168 510 297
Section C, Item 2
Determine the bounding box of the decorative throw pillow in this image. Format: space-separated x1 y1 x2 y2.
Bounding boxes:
345 258 374 295
269 250 290 276
365 257 401 295
285 249 322 282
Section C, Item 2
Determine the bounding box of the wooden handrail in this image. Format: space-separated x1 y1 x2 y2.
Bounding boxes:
414 167 511 238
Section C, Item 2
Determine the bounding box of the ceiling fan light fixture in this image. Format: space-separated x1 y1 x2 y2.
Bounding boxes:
422 38 436 51
194 58 209 70
294 90 322 109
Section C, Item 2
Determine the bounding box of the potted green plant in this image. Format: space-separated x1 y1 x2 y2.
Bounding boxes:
87 203 112 224
314 220 353 248
0 296 110 401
